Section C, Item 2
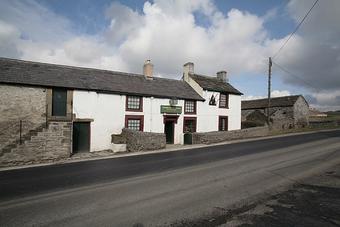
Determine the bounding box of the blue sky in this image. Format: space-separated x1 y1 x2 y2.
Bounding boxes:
0 0 339 110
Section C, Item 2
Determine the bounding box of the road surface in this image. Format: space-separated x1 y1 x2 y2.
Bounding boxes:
0 129 340 226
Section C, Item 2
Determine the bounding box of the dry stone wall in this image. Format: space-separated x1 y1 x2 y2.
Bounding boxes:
192 126 269 144
120 128 166 152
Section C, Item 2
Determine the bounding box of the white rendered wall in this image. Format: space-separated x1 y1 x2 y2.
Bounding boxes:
73 91 187 152
143 98 185 144
73 91 126 152
196 90 241 132
73 89 241 152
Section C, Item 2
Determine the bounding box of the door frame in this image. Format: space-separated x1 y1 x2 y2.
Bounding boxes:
72 120 92 154
163 115 179 144
164 121 175 144
218 116 228 131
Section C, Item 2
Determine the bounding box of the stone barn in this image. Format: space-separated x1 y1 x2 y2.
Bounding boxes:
241 95 309 130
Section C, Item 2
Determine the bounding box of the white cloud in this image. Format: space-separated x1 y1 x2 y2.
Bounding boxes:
273 0 340 92
0 0 281 76
0 0 339 110
242 90 292 100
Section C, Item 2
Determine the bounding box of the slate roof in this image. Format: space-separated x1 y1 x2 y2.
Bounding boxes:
0 58 204 101
189 74 242 95
241 95 303 110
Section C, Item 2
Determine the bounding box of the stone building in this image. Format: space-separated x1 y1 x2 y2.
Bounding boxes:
0 57 242 164
241 95 309 129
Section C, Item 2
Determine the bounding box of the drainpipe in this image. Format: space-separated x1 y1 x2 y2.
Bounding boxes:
150 97 153 132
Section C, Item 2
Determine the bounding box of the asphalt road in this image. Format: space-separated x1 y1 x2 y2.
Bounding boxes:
0 129 340 226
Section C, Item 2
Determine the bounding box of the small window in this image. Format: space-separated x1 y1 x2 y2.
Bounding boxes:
125 115 144 131
218 116 228 131
52 88 67 116
183 117 197 133
126 96 143 111
184 100 196 114
219 93 229 108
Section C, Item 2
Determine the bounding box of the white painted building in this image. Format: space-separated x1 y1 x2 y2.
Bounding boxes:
0 58 242 154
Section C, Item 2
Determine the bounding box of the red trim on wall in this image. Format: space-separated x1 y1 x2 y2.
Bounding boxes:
184 100 197 114
126 96 143 112
163 115 179 124
183 117 197 133
125 115 144 131
218 116 228 131
219 93 229 109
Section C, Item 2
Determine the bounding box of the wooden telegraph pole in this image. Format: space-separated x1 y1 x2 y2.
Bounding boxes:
267 57 272 127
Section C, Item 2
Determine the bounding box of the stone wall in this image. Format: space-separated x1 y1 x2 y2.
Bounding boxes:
192 126 269 144
0 84 47 151
242 107 300 130
309 120 339 128
0 121 72 167
293 96 310 127
118 128 166 152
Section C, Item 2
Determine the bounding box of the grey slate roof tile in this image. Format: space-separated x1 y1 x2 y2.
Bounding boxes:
0 58 204 101
190 74 242 95
241 95 303 110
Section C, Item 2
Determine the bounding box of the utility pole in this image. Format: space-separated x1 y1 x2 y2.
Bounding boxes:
267 57 272 127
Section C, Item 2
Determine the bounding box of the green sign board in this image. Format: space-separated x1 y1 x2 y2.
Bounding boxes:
160 105 182 114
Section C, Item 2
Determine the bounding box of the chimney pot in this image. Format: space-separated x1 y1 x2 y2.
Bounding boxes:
143 59 153 79
217 71 228 83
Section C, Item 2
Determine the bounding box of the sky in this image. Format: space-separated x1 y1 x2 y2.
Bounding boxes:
0 0 339 111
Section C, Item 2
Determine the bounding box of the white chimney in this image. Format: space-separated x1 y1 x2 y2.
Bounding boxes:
143 60 153 79
183 62 194 82
217 71 228 83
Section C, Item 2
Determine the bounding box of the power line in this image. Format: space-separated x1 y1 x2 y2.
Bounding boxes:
272 60 319 92
272 0 319 59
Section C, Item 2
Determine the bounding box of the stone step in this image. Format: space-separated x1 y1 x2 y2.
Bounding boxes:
1 123 46 155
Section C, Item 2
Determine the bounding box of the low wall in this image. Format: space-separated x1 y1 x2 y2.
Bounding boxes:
114 129 166 152
192 126 269 144
309 120 339 128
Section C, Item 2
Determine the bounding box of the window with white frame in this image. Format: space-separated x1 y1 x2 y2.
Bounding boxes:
126 96 142 111
219 93 229 108
125 115 143 131
184 100 196 114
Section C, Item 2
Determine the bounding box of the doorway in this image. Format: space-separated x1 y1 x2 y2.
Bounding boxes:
164 121 175 144
73 122 90 153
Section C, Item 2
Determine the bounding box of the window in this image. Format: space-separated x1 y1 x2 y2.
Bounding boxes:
219 93 229 108
183 117 197 133
125 115 144 131
218 116 228 131
184 100 196 114
126 96 143 111
52 88 67 116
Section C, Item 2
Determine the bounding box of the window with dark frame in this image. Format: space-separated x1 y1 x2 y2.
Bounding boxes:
219 93 229 108
52 88 67 116
125 115 144 131
126 96 143 111
184 100 196 114
218 116 228 131
183 117 197 133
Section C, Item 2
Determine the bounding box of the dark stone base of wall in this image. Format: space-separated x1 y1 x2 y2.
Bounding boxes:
119 129 166 152
192 127 269 144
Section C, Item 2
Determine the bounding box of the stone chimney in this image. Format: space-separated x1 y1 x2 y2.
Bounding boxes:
183 62 194 82
183 62 194 75
217 71 228 83
143 60 153 79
